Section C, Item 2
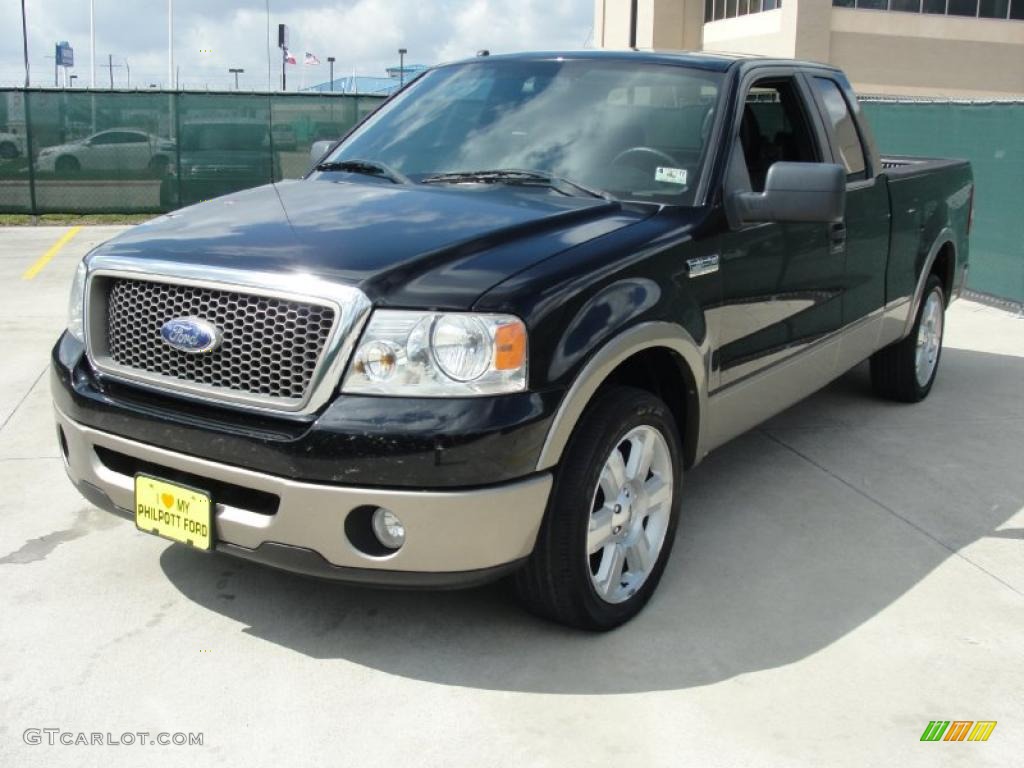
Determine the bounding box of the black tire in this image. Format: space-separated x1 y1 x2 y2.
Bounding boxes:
870 274 946 403
0 141 18 160
513 386 683 630
55 155 80 175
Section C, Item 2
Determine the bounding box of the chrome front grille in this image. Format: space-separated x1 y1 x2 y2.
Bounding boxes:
104 278 336 402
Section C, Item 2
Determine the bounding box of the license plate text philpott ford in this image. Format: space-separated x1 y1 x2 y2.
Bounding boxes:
134 475 213 550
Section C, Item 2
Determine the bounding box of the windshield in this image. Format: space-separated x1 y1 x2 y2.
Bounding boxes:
325 58 724 205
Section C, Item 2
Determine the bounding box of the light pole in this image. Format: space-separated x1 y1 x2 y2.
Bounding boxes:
327 57 335 91
90 0 96 87
69 74 78 87
229 68 244 90
398 48 407 87
20 0 30 87
168 0 174 94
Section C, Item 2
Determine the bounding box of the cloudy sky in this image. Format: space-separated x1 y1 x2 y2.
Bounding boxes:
1 0 594 90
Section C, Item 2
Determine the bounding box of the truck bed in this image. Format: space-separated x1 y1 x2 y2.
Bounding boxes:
880 155 970 179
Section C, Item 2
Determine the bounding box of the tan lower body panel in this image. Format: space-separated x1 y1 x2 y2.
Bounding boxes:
55 407 552 573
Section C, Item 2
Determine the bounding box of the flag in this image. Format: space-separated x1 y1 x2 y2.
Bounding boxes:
284 49 297 65
304 52 320 66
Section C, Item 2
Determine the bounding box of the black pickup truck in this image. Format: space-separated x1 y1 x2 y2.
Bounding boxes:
53 52 972 629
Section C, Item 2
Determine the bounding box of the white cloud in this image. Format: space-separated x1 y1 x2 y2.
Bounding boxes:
0 0 593 89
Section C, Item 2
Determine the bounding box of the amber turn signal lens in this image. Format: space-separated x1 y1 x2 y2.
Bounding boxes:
493 321 527 371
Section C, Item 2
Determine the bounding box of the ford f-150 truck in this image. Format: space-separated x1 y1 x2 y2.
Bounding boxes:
53 52 972 630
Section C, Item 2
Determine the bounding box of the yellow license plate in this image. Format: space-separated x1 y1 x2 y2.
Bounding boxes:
134 475 213 551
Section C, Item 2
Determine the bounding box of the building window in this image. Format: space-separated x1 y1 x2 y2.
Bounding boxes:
948 0 979 14
707 0 780 21
833 0 1022 17
980 0 1010 16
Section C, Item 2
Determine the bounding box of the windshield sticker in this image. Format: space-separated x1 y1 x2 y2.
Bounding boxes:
655 167 688 186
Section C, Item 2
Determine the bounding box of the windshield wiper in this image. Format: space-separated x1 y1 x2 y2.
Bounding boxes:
421 169 613 201
314 159 413 186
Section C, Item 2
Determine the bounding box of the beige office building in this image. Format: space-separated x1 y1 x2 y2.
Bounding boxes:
593 0 1024 98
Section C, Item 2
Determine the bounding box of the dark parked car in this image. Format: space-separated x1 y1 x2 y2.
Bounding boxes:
160 119 278 207
54 52 972 629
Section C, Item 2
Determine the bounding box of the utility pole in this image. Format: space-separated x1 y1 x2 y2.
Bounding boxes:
20 0 30 87
327 57 335 91
229 68 244 89
398 48 407 87
125 59 130 88
101 54 125 90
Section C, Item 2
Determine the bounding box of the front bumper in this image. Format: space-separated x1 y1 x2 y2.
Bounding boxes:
55 407 552 587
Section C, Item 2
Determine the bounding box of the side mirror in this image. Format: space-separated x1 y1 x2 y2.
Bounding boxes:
731 162 846 225
310 140 334 166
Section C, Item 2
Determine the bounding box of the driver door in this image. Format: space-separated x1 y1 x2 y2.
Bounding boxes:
713 72 843 391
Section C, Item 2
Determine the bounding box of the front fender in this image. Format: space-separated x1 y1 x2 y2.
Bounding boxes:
535 321 709 472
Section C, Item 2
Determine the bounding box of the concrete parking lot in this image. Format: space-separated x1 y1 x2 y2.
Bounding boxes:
0 225 1021 767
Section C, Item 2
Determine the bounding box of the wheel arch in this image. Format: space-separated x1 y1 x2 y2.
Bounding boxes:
902 229 957 339
536 322 708 472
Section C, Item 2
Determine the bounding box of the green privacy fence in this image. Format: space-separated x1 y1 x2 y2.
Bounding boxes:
1 90 1021 303
0 89 384 215
861 99 1024 304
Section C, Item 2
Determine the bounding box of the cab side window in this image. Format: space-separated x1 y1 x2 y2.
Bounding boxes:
812 78 868 181
739 79 820 192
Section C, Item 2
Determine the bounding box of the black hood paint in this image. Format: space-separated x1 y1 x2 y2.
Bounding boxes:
95 178 652 309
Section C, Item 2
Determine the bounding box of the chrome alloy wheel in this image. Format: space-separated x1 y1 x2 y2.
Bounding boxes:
587 425 674 604
915 288 945 388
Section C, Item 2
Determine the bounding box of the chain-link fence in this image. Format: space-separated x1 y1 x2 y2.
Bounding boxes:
0 89 384 215
861 97 1024 305
1 89 1021 303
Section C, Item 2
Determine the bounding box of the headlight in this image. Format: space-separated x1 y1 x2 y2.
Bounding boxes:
342 311 527 396
67 261 88 342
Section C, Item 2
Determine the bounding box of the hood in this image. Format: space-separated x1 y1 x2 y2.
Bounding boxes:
93 177 651 308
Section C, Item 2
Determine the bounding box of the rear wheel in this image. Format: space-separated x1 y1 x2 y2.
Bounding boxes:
870 274 946 402
0 141 18 160
513 386 682 630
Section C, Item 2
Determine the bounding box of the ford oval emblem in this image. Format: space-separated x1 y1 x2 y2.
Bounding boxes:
159 317 222 354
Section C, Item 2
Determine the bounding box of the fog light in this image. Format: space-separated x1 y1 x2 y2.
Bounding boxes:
371 508 405 550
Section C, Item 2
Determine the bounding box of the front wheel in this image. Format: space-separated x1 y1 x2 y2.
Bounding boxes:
55 155 80 175
870 274 946 402
513 386 682 630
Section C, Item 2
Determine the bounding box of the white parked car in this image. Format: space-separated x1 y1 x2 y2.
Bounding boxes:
0 130 27 160
36 129 175 175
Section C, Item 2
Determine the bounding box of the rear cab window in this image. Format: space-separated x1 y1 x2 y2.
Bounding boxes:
811 77 869 182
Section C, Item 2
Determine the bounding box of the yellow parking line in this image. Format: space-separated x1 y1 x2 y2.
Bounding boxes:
21 226 83 281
